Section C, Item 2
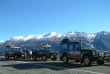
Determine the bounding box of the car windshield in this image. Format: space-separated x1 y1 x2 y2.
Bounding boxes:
82 43 94 50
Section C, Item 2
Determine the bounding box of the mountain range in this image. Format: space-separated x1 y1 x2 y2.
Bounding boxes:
0 31 110 53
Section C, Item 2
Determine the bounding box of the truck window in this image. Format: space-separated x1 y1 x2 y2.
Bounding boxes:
61 43 68 50
47 47 52 51
69 44 74 50
74 43 80 51
11 48 14 51
42 47 47 51
37 47 41 51
5 48 10 52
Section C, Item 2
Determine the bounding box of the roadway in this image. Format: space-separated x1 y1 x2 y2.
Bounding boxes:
0 56 110 74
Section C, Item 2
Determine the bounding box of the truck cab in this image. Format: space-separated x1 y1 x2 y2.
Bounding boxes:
32 43 57 61
60 39 105 66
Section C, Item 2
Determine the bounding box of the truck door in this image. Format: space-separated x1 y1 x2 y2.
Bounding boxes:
74 43 81 59
9 48 14 56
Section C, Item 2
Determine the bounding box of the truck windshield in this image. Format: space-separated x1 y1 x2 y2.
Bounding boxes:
47 47 52 51
32 47 37 51
82 43 94 50
14 48 23 52
42 47 47 51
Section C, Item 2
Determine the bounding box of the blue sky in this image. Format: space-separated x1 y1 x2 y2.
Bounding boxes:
0 0 110 41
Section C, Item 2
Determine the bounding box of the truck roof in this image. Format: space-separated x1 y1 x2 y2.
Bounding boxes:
12 47 21 48
33 43 51 47
61 39 80 43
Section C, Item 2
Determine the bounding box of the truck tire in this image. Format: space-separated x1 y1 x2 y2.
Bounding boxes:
6 55 9 59
42 55 47 61
83 56 92 66
62 55 69 64
51 57 57 61
33 55 37 60
97 60 104 65
14 55 18 60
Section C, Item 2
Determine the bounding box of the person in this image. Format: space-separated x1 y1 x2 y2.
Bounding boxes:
27 49 29 59
29 50 32 59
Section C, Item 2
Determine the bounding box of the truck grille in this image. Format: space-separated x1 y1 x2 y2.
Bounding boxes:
98 51 104 57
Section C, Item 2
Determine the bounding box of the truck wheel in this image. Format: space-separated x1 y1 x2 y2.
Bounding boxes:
33 55 37 60
23 55 26 59
108 58 110 62
97 60 104 65
60 56 63 61
42 55 47 61
52 57 57 61
6 55 9 59
83 56 91 66
14 55 18 60
63 55 68 64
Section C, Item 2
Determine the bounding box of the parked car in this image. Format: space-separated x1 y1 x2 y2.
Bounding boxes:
4 45 26 60
32 43 57 61
60 39 105 66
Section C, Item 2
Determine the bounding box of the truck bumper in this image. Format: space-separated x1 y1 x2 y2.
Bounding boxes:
92 57 105 62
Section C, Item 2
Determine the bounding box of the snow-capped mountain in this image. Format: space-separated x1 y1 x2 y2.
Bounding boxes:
8 32 96 42
95 31 110 40
0 40 4 44
63 32 96 41
1 31 110 53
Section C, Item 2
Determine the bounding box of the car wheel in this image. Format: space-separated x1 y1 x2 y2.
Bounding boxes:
83 56 91 66
63 55 68 64
42 55 47 61
14 55 18 60
97 60 104 65
6 55 9 59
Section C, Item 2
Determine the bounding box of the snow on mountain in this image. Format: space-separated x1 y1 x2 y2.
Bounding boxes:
7 32 96 42
95 31 110 40
8 32 62 41
63 32 96 41
0 40 4 44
